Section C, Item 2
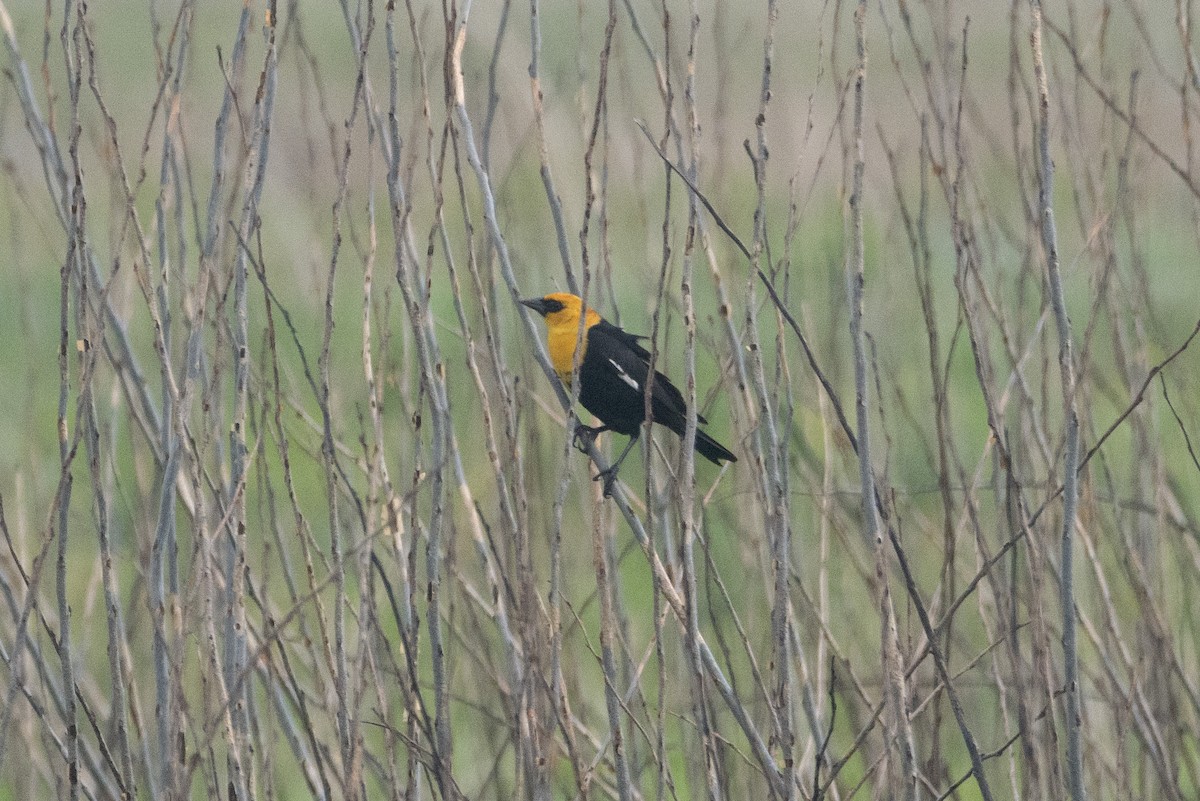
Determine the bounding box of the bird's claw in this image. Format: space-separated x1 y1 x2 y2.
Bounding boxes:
593 467 619 498
572 423 599 454
574 424 619 496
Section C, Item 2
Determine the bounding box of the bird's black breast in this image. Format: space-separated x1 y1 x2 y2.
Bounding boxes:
579 322 704 436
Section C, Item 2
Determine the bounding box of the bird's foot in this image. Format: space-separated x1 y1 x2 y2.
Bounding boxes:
572 423 603 454
592 466 620 498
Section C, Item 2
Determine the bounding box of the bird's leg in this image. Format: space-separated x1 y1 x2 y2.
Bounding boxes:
573 422 608 454
593 433 639 498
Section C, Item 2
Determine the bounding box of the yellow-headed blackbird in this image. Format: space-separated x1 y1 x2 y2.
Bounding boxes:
521 292 737 495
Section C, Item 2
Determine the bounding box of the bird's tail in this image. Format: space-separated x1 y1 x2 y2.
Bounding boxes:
694 429 737 465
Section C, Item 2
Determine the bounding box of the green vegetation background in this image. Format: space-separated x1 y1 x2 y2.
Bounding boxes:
2 1 1199 798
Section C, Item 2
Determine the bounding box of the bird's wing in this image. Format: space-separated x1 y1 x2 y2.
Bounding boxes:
587 322 707 426
591 320 650 359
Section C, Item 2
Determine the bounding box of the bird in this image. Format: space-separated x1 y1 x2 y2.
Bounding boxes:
521 292 737 496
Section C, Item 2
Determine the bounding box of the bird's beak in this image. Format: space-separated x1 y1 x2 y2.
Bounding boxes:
520 297 550 316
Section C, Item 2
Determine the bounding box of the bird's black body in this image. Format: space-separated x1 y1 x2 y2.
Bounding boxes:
579 322 735 465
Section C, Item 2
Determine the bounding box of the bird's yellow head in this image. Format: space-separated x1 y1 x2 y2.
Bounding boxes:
520 292 603 381
520 292 601 331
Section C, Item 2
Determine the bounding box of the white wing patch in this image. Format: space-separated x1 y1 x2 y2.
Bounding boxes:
608 358 640 391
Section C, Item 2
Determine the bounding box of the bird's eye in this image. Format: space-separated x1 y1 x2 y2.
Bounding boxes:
546 299 564 313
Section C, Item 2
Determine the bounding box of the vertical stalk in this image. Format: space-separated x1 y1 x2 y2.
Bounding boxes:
1030 4 1085 800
